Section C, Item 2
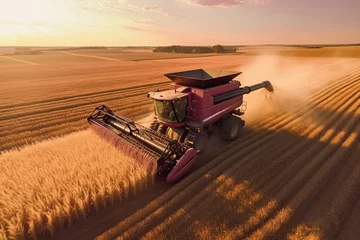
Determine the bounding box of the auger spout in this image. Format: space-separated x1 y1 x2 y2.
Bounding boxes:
213 80 274 104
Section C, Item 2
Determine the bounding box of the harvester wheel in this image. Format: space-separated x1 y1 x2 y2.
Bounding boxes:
150 120 159 131
220 116 244 141
158 124 168 135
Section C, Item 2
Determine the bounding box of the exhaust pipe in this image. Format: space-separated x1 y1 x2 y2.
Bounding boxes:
213 80 274 104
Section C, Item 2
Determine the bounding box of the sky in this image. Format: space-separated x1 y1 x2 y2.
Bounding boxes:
0 0 359 46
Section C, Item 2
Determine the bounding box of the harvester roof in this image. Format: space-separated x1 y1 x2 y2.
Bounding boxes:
165 69 241 89
149 90 188 101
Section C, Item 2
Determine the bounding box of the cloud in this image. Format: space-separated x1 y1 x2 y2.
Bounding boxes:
142 5 177 16
133 19 157 25
78 0 176 16
120 24 168 33
142 5 162 11
179 0 271 7
121 24 149 32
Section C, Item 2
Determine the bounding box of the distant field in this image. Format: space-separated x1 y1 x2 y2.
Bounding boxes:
1 47 359 151
0 47 15 55
279 46 360 58
238 45 360 58
0 49 218 65
1 45 359 64
59 49 217 61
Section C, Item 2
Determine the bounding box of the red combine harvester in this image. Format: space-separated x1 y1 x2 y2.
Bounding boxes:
88 69 273 183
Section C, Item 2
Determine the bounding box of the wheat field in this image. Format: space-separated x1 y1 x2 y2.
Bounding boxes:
0 130 151 240
0 47 360 240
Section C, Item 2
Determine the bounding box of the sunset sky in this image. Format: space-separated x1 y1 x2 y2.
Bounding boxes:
0 0 359 46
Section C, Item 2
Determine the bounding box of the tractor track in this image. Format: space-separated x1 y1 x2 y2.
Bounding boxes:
0 82 169 151
0 82 169 117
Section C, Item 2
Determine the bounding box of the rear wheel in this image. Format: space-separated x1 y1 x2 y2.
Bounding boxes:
220 115 244 141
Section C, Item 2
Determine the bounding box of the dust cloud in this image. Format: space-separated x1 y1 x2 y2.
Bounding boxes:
234 55 345 123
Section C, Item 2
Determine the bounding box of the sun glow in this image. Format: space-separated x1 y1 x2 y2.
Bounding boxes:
0 0 80 45
0 0 69 24
0 0 75 40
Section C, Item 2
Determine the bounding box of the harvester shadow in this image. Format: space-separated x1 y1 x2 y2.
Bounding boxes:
145 128 359 240
191 100 357 173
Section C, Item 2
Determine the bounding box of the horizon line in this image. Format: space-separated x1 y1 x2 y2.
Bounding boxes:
1 43 360 48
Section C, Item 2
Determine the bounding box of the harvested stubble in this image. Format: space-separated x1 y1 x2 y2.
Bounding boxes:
0 130 152 240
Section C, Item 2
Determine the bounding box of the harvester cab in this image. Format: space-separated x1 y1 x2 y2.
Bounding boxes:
149 91 188 126
88 69 274 183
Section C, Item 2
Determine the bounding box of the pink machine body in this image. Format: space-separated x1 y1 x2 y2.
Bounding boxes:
148 69 273 152
159 81 243 128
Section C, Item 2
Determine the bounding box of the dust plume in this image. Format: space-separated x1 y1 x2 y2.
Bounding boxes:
235 55 348 123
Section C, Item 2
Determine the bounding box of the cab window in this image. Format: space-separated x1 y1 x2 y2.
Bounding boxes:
154 97 187 123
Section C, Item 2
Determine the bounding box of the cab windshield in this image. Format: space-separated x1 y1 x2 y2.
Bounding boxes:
154 98 187 123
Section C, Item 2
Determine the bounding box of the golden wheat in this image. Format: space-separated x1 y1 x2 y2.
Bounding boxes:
0 130 150 239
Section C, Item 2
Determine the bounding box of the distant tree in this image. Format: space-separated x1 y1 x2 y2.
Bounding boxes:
153 45 236 54
211 44 225 53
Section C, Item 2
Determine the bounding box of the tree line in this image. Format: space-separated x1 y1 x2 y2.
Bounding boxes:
153 45 237 54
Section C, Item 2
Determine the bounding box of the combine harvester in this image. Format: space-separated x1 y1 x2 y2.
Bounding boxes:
88 69 273 183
